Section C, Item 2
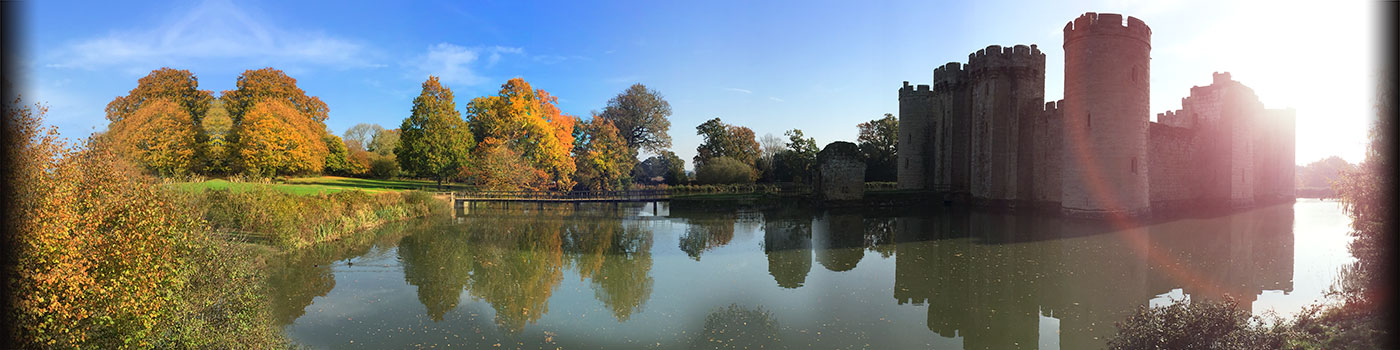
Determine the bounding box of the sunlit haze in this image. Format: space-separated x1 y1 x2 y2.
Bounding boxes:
16 0 1385 168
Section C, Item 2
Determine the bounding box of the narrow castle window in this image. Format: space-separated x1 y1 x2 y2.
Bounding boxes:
1087 113 1092 129
1131 157 1138 174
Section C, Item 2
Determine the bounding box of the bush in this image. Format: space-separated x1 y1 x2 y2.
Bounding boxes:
8 101 284 348
695 156 757 184
186 187 446 249
370 156 400 179
1107 297 1287 350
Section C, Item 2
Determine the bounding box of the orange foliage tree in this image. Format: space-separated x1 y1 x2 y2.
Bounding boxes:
221 68 329 125
572 115 635 191
103 98 201 176
105 68 213 125
466 78 576 190
234 99 327 176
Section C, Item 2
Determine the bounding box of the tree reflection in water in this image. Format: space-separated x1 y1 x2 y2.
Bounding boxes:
275 200 1303 348
268 220 421 326
688 304 781 350
397 203 657 332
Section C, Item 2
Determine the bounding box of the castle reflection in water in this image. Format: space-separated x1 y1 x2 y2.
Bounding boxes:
272 201 1297 349
766 203 1293 349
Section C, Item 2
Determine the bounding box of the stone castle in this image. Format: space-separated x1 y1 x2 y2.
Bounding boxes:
897 12 1296 218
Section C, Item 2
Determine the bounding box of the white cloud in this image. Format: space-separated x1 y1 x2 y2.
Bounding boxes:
43 0 379 71
768 96 784 102
407 43 522 86
725 87 752 94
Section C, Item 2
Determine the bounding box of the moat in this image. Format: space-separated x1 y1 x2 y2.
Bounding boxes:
271 199 1353 349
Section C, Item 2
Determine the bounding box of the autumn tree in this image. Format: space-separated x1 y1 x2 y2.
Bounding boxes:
397 76 474 189
102 68 213 175
105 67 213 125
693 117 760 172
857 113 899 182
773 129 819 183
572 115 635 191
466 78 576 190
102 98 201 176
465 144 549 191
599 83 672 155
221 68 329 127
235 99 327 176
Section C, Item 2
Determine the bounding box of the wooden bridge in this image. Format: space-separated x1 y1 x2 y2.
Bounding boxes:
448 189 671 204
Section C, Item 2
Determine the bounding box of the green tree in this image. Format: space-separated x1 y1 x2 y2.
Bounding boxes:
696 156 756 184
322 132 358 175
662 151 689 185
599 83 673 155
693 117 760 172
342 123 384 151
1297 156 1354 188
369 128 400 157
397 76 474 189
773 129 819 183
857 113 899 182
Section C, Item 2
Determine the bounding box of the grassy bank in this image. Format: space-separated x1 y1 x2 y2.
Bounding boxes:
168 176 475 195
179 187 449 249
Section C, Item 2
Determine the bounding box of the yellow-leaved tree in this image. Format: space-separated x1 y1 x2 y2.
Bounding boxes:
235 99 327 176
105 98 200 176
466 78 576 190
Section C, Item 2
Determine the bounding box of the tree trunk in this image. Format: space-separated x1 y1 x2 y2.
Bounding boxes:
437 177 444 190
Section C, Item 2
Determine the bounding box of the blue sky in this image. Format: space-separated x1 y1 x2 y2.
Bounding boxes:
15 0 1384 168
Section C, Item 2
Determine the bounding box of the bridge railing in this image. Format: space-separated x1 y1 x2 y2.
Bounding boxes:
454 189 671 201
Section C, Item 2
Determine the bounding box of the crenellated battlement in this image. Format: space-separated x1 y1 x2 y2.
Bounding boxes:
1212 71 1233 85
899 81 934 98
933 62 967 91
1044 99 1063 115
1063 12 1151 46
966 44 1047 73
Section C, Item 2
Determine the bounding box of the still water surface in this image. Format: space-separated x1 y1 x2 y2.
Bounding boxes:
273 199 1353 349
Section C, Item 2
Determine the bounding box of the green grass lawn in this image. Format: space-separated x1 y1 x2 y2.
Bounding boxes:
168 176 475 195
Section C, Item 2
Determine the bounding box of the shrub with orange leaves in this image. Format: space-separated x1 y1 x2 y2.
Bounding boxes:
6 99 281 348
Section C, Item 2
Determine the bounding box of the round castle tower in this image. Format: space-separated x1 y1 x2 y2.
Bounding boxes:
933 63 970 194
1061 12 1152 218
897 82 935 190
966 44 1046 205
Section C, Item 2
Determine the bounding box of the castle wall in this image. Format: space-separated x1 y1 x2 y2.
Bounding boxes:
1148 122 1196 214
1060 13 1152 218
1033 101 1064 206
897 83 935 190
897 12 1294 219
936 64 973 194
967 45 1046 205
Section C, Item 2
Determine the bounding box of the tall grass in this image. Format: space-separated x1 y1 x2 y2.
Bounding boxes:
183 188 448 249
